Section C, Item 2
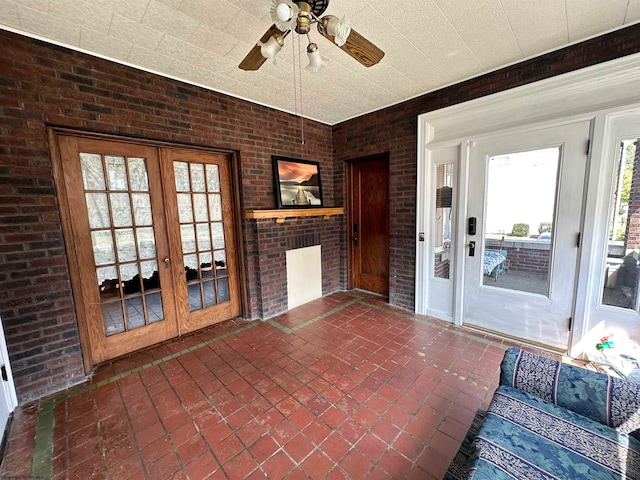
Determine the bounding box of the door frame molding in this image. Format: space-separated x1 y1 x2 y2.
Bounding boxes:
345 152 390 292
416 52 640 356
0 315 18 433
48 127 248 372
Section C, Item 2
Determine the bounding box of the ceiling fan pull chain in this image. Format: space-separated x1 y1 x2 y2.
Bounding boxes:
298 34 305 145
292 32 299 132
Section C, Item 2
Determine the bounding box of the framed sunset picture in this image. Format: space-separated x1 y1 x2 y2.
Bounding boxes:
273 156 323 208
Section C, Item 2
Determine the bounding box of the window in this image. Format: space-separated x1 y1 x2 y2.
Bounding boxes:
602 138 640 310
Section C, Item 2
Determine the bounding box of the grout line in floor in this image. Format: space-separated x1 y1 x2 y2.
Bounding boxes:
26 295 508 479
31 399 54 480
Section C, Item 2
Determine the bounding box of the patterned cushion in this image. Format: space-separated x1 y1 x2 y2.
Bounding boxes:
471 385 640 479
500 347 640 439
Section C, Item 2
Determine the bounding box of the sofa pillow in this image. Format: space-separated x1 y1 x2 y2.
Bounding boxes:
500 348 640 440
472 385 640 479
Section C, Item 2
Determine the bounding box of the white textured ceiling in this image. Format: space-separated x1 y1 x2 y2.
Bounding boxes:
1 0 639 125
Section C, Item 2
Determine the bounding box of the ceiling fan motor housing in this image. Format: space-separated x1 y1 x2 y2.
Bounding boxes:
295 2 312 34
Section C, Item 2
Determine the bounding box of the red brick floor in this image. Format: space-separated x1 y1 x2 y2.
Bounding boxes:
0 292 552 479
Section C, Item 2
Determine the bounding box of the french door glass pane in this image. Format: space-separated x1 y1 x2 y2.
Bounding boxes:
137 227 156 259
81 153 165 337
85 193 109 229
128 157 149 190
106 156 128 190
203 281 217 307
177 193 193 223
110 193 132 227
602 138 640 309
132 193 152 225
193 194 208 222
174 162 190 192
174 160 231 311
80 153 105 190
197 224 212 251
146 292 164 323
207 164 220 192
190 163 206 192
209 195 222 221
483 148 560 294
218 277 230 303
115 229 136 262
91 230 115 265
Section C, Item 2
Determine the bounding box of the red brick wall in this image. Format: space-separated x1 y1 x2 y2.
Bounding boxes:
3 23 640 402
504 247 551 274
0 30 336 402
247 217 344 318
332 23 640 311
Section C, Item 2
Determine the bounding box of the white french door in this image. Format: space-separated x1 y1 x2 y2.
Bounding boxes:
463 121 590 350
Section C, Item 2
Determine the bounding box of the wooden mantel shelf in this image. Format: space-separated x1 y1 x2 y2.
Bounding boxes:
245 207 344 224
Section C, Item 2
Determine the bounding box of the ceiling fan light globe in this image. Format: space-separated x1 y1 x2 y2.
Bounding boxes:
306 47 328 72
271 0 299 30
327 15 351 46
276 3 292 21
259 36 283 63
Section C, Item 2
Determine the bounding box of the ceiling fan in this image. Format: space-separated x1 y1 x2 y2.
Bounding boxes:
239 0 385 71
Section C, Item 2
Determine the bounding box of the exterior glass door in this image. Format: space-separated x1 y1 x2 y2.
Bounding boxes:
463 121 590 350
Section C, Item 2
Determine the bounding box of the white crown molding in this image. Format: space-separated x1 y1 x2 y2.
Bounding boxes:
421 52 640 147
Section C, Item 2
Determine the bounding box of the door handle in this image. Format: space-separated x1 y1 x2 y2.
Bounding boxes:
163 257 171 268
354 237 359 246
468 241 475 257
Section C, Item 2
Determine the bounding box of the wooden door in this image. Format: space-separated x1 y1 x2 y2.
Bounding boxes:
349 155 390 295
57 136 179 363
55 135 242 365
160 149 241 334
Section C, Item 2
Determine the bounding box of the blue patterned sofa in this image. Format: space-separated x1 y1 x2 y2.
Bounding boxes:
446 347 640 479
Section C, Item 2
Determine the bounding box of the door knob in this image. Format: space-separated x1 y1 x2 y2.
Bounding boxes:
468 241 476 257
163 257 171 268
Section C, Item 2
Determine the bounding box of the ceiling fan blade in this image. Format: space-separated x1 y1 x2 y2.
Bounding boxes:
319 25 385 67
239 25 285 71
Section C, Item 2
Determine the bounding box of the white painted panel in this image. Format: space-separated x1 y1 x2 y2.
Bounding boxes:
433 0 521 69
79 29 133 60
140 0 199 41
501 0 568 57
0 0 19 27
286 245 322 310
627 0 640 23
110 13 164 51
567 0 628 41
